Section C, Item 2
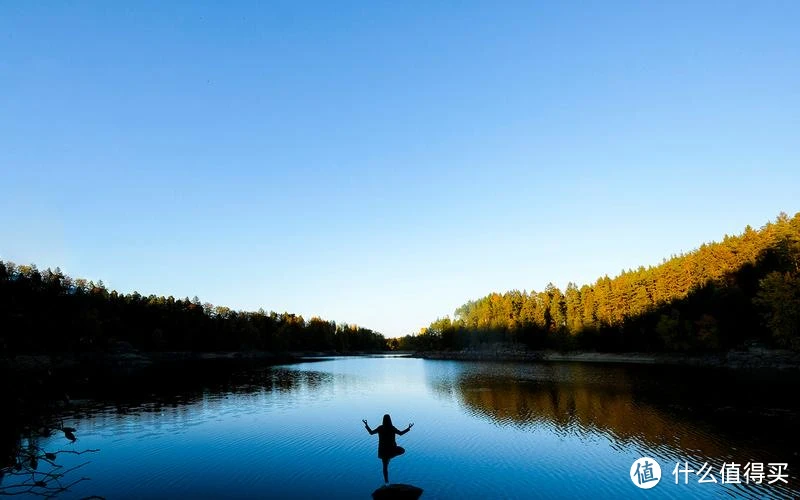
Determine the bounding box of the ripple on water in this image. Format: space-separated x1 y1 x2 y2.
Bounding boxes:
27 358 800 499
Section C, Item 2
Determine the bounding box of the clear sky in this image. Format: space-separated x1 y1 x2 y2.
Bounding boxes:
1 1 798 337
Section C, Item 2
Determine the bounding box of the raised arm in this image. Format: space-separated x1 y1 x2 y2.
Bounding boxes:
363 419 378 435
397 423 414 435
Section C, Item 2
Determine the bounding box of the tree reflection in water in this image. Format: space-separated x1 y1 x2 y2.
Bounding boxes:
428 361 799 468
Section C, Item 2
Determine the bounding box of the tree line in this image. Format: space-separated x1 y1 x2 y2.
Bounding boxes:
0 264 386 354
400 212 800 352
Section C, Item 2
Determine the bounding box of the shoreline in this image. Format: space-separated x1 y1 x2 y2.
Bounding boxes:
5 347 800 375
0 348 395 376
414 347 800 370
1 350 300 374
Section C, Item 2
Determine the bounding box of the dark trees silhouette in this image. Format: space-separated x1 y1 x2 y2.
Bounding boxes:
0 264 385 355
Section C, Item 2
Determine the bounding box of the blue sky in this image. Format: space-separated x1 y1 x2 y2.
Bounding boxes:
1 1 798 337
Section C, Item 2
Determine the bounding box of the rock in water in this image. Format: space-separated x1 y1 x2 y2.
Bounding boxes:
372 483 423 500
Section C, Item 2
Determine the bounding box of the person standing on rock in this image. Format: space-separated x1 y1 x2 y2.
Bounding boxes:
363 414 413 484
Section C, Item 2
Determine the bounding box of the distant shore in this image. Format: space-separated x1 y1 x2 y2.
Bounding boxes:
5 346 800 376
0 346 393 377
414 347 800 370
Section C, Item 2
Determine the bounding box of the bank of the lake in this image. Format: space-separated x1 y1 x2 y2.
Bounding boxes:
2 350 297 375
415 346 800 370
0 348 397 388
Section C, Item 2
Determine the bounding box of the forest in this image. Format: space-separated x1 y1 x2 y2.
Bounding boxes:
0 263 386 355
399 212 800 353
3 213 799 356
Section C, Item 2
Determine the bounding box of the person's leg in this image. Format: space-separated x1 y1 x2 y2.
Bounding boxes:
394 446 405 457
382 458 389 484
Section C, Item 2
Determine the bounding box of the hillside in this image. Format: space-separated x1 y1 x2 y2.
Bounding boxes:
403 212 800 353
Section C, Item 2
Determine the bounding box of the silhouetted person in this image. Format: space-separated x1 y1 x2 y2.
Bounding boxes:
363 414 413 484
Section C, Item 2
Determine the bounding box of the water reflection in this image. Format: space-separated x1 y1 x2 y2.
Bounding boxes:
443 365 722 453
427 360 799 497
57 366 344 432
5 357 798 499
19 363 374 499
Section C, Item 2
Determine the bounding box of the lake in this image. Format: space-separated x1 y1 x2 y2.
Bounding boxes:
13 355 799 499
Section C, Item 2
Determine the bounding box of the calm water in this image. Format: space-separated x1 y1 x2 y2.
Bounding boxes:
15 356 800 499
